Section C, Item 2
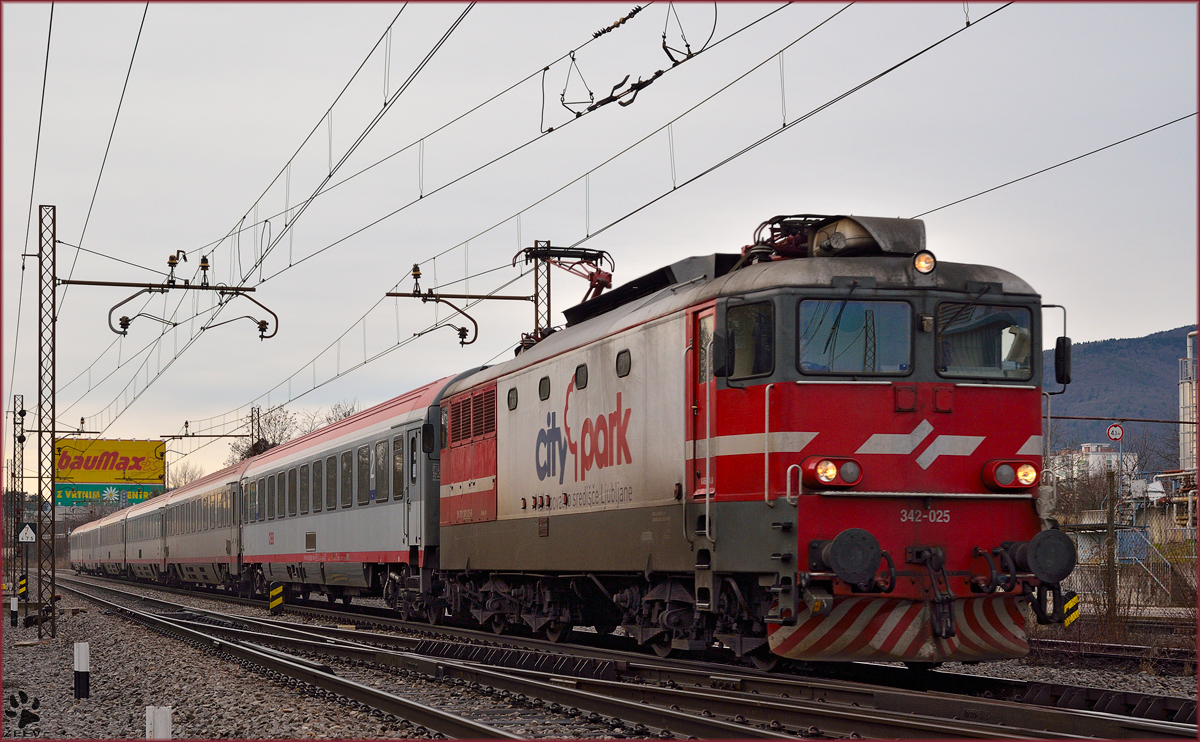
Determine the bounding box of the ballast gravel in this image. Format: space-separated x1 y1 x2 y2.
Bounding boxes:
6 574 1195 738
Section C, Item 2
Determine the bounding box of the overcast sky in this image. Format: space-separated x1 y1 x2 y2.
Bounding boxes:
4 2 1196 478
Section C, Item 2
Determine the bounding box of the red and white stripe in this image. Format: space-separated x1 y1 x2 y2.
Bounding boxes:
767 595 1029 662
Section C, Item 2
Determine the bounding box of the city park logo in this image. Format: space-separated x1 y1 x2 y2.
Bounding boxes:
535 378 632 485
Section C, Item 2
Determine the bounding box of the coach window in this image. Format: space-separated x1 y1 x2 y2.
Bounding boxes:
257 478 267 521
312 459 323 512
277 472 287 518
392 437 404 501
538 376 550 401
300 464 310 514
357 445 371 506
575 364 588 390
288 468 298 516
242 482 250 523
374 440 389 503
326 456 337 510
340 451 353 508
267 476 276 519
727 302 775 379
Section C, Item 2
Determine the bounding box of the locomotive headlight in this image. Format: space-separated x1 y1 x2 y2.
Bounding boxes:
994 464 1016 486
839 461 862 484
815 460 838 483
913 250 937 274
1016 464 1039 486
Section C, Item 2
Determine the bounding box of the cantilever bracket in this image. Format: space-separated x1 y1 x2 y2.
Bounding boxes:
108 286 170 335
411 294 478 346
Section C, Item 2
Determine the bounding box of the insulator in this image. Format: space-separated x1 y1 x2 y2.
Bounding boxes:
258 320 269 337
119 316 131 332
458 326 468 343
167 254 177 269
411 263 422 281
199 255 210 271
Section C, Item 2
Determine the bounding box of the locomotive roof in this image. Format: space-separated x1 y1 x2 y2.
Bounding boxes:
445 253 1038 396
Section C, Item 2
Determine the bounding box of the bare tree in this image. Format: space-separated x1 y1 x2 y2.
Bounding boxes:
166 460 206 490
296 398 361 436
225 406 298 465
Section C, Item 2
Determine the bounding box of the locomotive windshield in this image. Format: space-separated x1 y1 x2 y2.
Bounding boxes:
798 299 912 375
935 303 1032 379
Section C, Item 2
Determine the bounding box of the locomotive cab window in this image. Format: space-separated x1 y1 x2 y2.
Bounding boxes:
798 299 912 375
935 303 1032 380
726 302 774 378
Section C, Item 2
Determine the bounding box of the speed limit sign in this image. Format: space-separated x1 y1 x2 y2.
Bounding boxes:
1107 423 1124 442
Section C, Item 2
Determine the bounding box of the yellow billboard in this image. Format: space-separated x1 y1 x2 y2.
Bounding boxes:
55 438 164 485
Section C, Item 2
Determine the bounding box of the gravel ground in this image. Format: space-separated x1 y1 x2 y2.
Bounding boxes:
8 574 1194 738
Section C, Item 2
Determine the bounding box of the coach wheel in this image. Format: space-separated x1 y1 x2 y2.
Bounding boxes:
543 622 572 643
253 571 266 599
299 589 311 603
489 615 508 635
326 591 339 604
340 594 353 607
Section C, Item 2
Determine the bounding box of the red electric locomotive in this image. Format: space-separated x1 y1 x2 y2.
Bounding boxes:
71 212 1079 667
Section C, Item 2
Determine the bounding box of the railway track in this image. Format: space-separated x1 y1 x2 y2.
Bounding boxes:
60 575 1199 738
1028 637 1196 675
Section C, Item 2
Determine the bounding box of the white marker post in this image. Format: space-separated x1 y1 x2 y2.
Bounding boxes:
10 596 16 627
145 706 172 739
73 642 90 699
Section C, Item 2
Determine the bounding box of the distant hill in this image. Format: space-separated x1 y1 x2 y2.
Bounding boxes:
1041 324 1195 466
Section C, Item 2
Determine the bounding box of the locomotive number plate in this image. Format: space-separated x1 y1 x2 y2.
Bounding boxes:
900 509 950 523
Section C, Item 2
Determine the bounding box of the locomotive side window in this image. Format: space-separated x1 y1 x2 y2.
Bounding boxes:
798 299 912 375
507 388 518 410
312 459 323 512
277 472 287 518
616 349 631 377
375 440 389 502
357 445 371 505
539 376 550 400
727 302 775 378
393 437 404 500
935 303 1032 380
575 364 588 389
440 406 449 450
326 456 337 510
299 464 310 514
288 468 298 516
340 451 353 508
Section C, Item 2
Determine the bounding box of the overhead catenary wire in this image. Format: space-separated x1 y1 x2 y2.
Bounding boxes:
60 2 150 311
8 3 54 410
910 111 1199 219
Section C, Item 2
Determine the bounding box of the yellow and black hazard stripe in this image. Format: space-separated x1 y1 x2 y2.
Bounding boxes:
1061 590 1080 628
269 582 285 614
17 575 27 597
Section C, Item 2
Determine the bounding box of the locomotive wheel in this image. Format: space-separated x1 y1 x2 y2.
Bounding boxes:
650 635 676 658
593 623 617 637
326 591 339 604
489 615 508 635
427 603 443 626
544 622 572 643
252 571 266 600
749 650 779 672
340 594 353 606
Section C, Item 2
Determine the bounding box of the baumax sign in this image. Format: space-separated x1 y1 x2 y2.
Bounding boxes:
54 438 164 485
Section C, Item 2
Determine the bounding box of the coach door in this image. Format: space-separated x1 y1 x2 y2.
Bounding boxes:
406 425 423 547
690 308 716 498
